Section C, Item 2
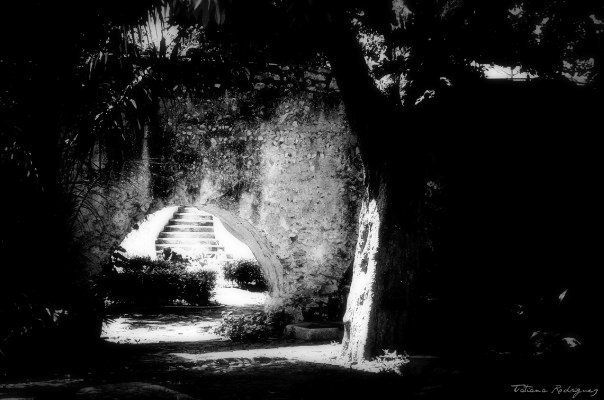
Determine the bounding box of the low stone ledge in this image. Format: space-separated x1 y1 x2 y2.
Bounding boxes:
284 322 343 341
76 382 195 399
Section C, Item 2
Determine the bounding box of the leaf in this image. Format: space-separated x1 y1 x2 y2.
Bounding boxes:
558 289 568 302
214 0 221 23
88 59 94 79
202 0 211 27
562 337 581 348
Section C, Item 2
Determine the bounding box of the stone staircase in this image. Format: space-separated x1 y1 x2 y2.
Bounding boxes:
155 206 225 258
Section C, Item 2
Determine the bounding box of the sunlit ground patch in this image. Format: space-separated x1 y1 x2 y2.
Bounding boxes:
172 344 417 375
101 310 227 344
172 343 344 371
213 287 268 306
101 283 266 344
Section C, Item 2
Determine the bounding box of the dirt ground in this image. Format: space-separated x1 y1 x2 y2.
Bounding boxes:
3 308 591 400
0 337 461 400
0 306 461 400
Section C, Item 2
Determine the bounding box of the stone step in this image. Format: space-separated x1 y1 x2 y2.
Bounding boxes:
170 218 214 225
154 206 225 258
155 244 225 252
179 206 202 213
164 225 213 232
284 322 343 341
159 231 213 238
155 238 219 245
169 219 213 226
156 251 224 259
173 213 212 220
75 382 196 400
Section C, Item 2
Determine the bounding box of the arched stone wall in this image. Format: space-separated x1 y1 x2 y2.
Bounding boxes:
199 204 284 295
74 86 363 312
115 203 284 295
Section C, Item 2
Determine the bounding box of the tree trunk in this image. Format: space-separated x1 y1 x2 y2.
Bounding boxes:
325 9 426 362
342 173 422 362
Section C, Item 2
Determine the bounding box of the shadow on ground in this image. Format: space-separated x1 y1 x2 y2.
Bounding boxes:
1 335 470 400
2 309 597 400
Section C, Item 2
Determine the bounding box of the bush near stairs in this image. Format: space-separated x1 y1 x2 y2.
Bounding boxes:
101 256 216 307
223 259 268 292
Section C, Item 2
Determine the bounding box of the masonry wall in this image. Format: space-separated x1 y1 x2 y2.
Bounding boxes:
75 64 363 318
74 145 153 273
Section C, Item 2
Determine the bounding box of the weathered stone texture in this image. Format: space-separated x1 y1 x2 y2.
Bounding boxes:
75 83 362 314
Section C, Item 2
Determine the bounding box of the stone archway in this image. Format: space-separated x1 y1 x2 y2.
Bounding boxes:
199 204 284 296
76 90 361 311
117 203 284 295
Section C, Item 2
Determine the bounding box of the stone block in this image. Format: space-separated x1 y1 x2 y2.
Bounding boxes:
76 382 195 399
284 322 343 341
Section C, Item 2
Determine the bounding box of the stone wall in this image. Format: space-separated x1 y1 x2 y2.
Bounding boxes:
75 63 363 317
74 141 153 274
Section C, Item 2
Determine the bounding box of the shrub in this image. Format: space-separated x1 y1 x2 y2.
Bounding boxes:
371 350 409 375
215 310 292 342
223 259 268 291
101 256 216 307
